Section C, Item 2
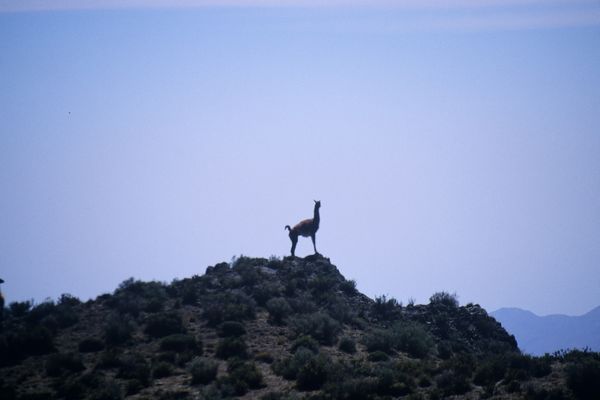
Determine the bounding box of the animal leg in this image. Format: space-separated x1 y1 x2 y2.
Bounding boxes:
290 236 298 257
311 234 319 255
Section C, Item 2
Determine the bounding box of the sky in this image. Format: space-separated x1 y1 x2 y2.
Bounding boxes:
1 0 599 316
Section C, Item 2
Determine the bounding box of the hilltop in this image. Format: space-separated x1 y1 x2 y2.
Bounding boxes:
1 255 599 399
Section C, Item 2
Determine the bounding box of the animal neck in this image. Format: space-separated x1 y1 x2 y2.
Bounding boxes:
313 205 320 226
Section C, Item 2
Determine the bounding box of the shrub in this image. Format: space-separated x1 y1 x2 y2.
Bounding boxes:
203 293 256 326
372 295 400 320
153 362 174 379
435 370 471 396
26 300 57 324
368 351 390 362
27 326 57 355
58 293 81 307
339 279 358 296
91 379 123 400
273 348 315 380
364 329 396 354
473 355 509 386
250 282 282 306
79 338 105 353
393 322 434 358
566 358 600 400
225 359 264 395
290 312 341 346
296 356 328 391
291 335 320 354
429 291 459 308
189 357 218 384
181 285 198 305
216 337 248 359
338 337 357 354
45 352 85 377
218 321 246 337
266 297 292 324
95 350 123 369
324 377 378 400
9 300 32 317
117 354 151 386
255 352 275 364
160 334 200 354
144 312 184 338
104 315 133 346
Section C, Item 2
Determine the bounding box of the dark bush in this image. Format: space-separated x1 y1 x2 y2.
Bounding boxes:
181 285 198 305
160 334 200 354
79 338 105 353
273 348 315 380
291 335 320 354
203 293 256 326
117 354 151 386
339 279 358 296
364 329 396 354
95 350 123 369
224 359 264 395
153 362 174 379
255 352 275 364
436 370 471 396
393 322 434 358
288 295 318 314
372 295 400 320
266 297 292 324
218 321 246 337
9 300 32 317
26 300 57 324
104 315 133 346
290 312 341 346
92 379 123 400
296 356 329 391
338 337 357 354
45 352 85 377
216 337 248 359
250 282 282 306
189 357 218 384
144 312 184 338
566 357 600 400
0 326 56 363
374 365 415 396
474 355 509 386
27 326 56 355
58 293 81 307
367 351 390 362
429 291 459 308
324 377 378 400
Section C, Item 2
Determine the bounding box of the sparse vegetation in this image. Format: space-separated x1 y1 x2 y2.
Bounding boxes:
0 255 597 399
189 357 218 384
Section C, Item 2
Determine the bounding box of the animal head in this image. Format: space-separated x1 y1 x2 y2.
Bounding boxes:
314 200 321 209
0 278 4 284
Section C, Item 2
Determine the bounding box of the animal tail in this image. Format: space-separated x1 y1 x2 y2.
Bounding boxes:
285 225 291 232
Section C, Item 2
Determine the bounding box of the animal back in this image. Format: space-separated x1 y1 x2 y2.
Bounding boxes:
293 219 315 236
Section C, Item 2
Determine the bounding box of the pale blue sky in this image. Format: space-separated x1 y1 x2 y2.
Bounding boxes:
1 1 599 316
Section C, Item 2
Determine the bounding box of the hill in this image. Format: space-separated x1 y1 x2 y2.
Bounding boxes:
1 255 599 399
491 307 600 356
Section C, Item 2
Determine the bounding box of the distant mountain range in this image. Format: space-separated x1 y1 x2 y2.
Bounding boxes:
491 306 600 356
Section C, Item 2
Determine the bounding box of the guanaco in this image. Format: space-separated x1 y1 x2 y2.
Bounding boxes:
285 200 321 257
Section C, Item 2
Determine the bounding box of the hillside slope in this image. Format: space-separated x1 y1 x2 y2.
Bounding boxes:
491 307 600 355
1 255 599 400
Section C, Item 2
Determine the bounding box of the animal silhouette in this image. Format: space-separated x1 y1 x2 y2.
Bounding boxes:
285 200 321 257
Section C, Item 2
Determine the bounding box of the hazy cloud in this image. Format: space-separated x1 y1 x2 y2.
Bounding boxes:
1 0 599 31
